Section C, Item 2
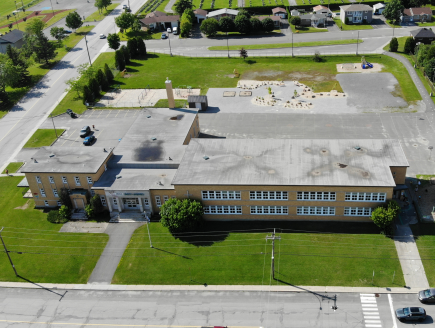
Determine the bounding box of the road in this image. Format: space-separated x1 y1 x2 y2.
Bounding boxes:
0 288 433 327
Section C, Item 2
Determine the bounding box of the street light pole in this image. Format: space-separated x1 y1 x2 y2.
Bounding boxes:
292 32 294 57
356 31 359 55
84 34 92 65
429 146 433 160
146 216 153 248
168 35 172 56
49 0 55 17
226 32 229 58
0 227 18 277
50 114 58 138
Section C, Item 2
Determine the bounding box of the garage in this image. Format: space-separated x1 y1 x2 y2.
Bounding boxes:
188 95 208 111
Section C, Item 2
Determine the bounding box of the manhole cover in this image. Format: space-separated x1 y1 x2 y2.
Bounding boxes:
223 91 236 97
239 91 252 97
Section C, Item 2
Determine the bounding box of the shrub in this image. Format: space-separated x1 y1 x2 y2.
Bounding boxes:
389 37 398 52
120 45 130 64
160 198 203 233
312 51 322 62
83 85 93 104
371 200 399 235
127 38 138 57
115 49 125 70
404 37 416 54
47 210 60 223
90 194 104 214
136 36 147 56
85 204 94 219
104 63 114 82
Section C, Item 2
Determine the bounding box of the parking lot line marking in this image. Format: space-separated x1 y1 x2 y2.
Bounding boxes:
362 309 379 312
388 294 397 328
60 129 77 146
96 129 104 138
133 110 139 117
365 320 381 323
365 325 382 328
106 111 111 118
361 304 377 307
115 110 121 117
97 111 103 118
87 111 95 118
124 110 129 117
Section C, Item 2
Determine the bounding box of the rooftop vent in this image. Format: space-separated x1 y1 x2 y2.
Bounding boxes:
49 153 55 158
151 137 157 141
354 147 361 150
116 175 122 179
203 156 209 160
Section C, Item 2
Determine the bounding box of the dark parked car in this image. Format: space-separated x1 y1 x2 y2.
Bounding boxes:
161 33 167 39
419 288 435 303
79 126 91 138
83 135 95 145
66 108 76 118
396 307 426 322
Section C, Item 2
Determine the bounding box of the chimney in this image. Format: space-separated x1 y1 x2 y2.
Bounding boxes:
165 77 175 109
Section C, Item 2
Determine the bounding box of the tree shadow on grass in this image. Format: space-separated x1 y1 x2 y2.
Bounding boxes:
127 61 143 67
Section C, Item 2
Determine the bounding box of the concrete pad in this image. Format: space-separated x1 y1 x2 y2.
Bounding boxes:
59 222 109 233
336 63 384 73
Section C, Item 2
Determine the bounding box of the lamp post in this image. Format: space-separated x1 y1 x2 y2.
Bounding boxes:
291 31 294 57
84 34 92 65
226 32 229 58
50 114 58 138
429 146 433 160
146 216 153 248
49 0 55 17
168 34 172 56
356 31 359 55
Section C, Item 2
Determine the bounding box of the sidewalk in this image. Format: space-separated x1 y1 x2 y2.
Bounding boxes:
0 282 423 294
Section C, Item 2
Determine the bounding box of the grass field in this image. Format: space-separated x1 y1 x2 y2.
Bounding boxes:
209 39 363 51
118 29 161 41
52 53 422 113
113 221 404 287
23 129 64 148
0 176 109 283
296 0 349 4
410 223 435 287
2 162 24 174
84 3 119 22
0 0 42 16
333 18 373 31
153 99 188 108
290 25 328 33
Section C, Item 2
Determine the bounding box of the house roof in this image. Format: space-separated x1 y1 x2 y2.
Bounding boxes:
258 15 281 21
313 5 329 11
340 4 373 12
0 29 24 44
145 11 167 18
272 7 286 14
404 7 432 16
373 3 386 9
300 13 328 20
140 15 180 25
188 95 207 103
206 8 239 17
173 139 409 187
194 9 208 17
410 27 435 38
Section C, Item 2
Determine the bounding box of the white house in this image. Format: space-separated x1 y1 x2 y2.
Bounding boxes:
206 8 239 21
193 9 207 24
373 3 385 15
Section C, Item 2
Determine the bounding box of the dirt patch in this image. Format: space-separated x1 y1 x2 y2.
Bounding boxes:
225 74 236 78
391 83 401 98
242 70 336 83
14 200 30 210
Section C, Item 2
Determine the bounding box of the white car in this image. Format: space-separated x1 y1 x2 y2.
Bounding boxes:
99 34 106 39
122 4 127 9
167 27 172 33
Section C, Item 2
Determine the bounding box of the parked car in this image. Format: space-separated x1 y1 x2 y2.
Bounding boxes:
66 108 76 118
99 34 106 39
64 29 72 34
167 27 172 33
122 4 127 8
161 33 167 39
173 27 178 35
83 135 95 145
419 288 435 303
395 307 426 322
80 126 91 138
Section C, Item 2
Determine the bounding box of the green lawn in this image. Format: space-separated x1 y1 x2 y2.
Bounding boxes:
153 99 188 108
84 3 119 22
0 0 43 16
416 17 435 26
23 129 64 148
53 53 422 112
2 162 24 174
410 223 435 287
296 0 349 4
333 18 374 31
113 222 404 287
290 25 328 33
1 26 94 119
209 39 363 51
118 29 161 41
385 20 402 28
0 176 109 283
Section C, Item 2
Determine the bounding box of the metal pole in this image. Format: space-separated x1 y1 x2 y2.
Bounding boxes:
14 14 19 30
146 217 153 248
14 1 17 10
226 32 229 58
49 0 55 16
266 228 281 280
0 227 18 276
292 32 294 57
84 34 92 65
168 35 172 56
50 114 58 138
392 270 395 283
356 31 359 55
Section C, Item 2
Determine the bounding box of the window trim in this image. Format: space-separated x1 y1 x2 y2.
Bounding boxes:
297 191 336 201
155 196 162 207
250 206 288 215
36 176 42 184
296 206 335 216
40 188 46 197
52 189 59 197
74 176 81 186
202 191 241 200
61 176 68 184
345 192 386 202
100 196 107 206
87 177 93 184
344 207 372 216
204 205 242 215
249 191 288 201
49 176 55 184
44 200 49 207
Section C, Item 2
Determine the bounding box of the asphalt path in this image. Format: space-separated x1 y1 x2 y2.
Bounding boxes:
0 288 433 327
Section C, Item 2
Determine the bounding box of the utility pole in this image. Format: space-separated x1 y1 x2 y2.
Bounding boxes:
50 114 58 138
356 31 359 55
266 228 281 280
291 32 294 57
0 227 18 277
84 34 92 66
146 215 153 248
226 32 229 58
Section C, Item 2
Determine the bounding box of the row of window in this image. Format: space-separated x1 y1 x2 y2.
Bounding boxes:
36 175 93 186
39 188 97 198
155 196 174 207
201 191 386 202
203 206 373 216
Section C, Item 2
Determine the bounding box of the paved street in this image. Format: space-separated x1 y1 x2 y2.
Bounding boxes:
0 288 433 327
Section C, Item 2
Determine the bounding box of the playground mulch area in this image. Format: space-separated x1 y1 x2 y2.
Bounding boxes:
0 9 68 29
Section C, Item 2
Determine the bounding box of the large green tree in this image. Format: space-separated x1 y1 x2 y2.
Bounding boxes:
200 18 219 37
115 12 135 33
65 11 83 31
404 37 417 54
371 200 399 234
250 17 262 34
175 0 194 16
50 26 67 44
389 37 398 52
95 0 105 14
101 0 112 10
136 36 146 56
160 198 203 233
0 55 21 103
290 16 301 27
34 33 57 64
383 0 404 23
235 15 251 34
219 16 235 33
425 57 435 81
25 19 46 35
262 17 274 33
107 33 120 50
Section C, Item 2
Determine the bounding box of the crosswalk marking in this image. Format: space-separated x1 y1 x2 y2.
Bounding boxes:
361 294 382 328
362 304 378 307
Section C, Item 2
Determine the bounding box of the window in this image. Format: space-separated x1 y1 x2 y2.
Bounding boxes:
40 188 46 197
297 192 336 201
249 191 288 200
57 201 62 207
202 191 241 200
144 198 150 206
345 192 386 202
171 196 176 199
36 176 41 184
344 207 372 216
364 16 367 19
87 177 93 184
90 190 95 197
61 176 68 184
250 206 288 215
297 206 335 216
204 206 242 215
156 196 161 207
49 176 55 184
44 201 49 206
163 196 169 202
100 196 107 206
74 177 81 186
52 189 58 197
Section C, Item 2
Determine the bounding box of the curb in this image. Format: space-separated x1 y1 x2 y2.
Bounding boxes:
50 129 66 146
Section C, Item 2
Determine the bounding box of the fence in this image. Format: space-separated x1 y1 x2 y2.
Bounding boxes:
412 54 435 93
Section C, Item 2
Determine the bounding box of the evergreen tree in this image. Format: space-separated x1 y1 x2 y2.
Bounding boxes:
96 68 109 91
59 188 73 209
104 63 114 82
83 85 93 104
89 77 100 98
120 45 130 64
136 37 146 56
34 33 57 64
115 49 125 70
6 45 26 67
65 11 83 31
404 37 417 54
127 38 137 58
389 37 399 52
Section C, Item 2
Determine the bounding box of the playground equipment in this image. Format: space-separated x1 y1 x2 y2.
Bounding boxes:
361 56 373 69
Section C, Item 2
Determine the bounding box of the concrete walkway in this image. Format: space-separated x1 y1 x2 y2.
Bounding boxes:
384 51 435 111
87 222 145 284
164 0 177 13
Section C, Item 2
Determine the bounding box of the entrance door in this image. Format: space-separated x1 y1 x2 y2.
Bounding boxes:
123 198 139 210
195 102 202 109
74 199 85 210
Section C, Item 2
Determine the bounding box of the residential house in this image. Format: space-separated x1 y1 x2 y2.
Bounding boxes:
410 27 435 44
313 5 332 16
258 15 281 28
373 3 385 15
139 11 180 31
193 8 207 24
401 7 432 23
206 8 239 21
299 13 328 28
340 4 373 24
291 9 305 16
0 29 24 54
272 7 287 19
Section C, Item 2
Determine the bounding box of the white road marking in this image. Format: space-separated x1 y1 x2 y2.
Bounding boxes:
364 316 381 319
365 320 382 323
362 304 378 307
361 293 382 327
365 325 382 328
362 308 379 311
387 294 398 328
361 294 376 297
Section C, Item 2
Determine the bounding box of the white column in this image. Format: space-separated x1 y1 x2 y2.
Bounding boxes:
117 197 123 212
107 196 113 212
138 197 144 212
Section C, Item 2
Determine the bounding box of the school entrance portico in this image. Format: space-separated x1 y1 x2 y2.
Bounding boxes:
106 191 152 215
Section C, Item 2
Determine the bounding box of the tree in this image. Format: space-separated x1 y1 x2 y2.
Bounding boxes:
389 37 399 52
115 49 125 70
180 17 193 37
6 45 27 68
65 76 84 98
0 55 21 104
383 0 404 23
59 188 73 209
184 8 196 23
219 16 235 33
262 17 274 33
417 44 430 65
83 85 93 104
115 12 134 33
160 198 203 233
120 45 130 64
101 0 112 10
50 26 67 45
65 11 83 31
131 19 142 32
34 33 57 64
235 15 251 34
96 69 106 90
175 0 194 16
290 16 301 27
89 77 100 98
250 17 262 34
90 194 104 214
371 200 399 235
25 18 46 35
9 64 30 88
47 210 60 223
240 47 248 60
77 63 97 83
200 18 219 37
404 37 417 54
127 38 138 57
104 63 114 82
58 205 71 223
85 204 95 219
95 0 105 14
137 36 146 56
237 9 251 19
107 33 120 50
425 57 435 81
